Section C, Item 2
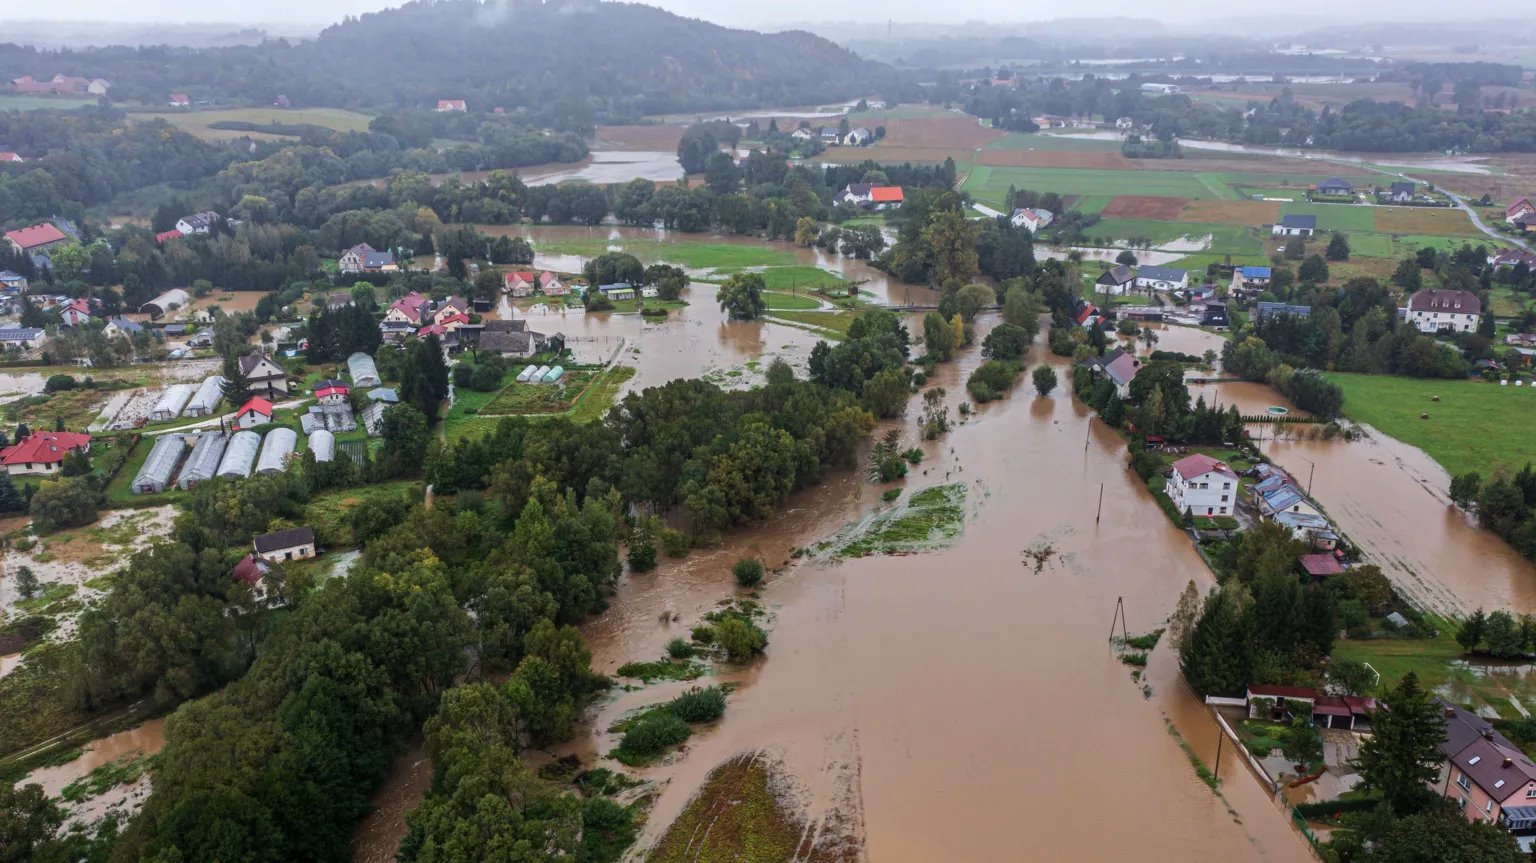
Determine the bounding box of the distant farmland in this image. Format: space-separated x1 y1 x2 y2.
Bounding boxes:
127 107 377 140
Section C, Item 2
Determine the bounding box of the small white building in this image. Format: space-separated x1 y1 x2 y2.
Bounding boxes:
1405 289 1481 334
175 212 219 236
843 127 873 146
253 526 316 563
1164 453 1238 518
1272 214 1317 237
1133 266 1189 292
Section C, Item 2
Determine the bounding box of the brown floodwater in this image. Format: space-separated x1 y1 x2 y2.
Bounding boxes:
480 224 937 308
356 320 1315 862
21 718 166 799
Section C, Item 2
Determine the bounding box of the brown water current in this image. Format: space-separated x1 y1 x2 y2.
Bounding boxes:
356 322 1315 862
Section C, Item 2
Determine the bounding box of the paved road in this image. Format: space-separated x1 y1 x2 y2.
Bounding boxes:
1339 161 1535 254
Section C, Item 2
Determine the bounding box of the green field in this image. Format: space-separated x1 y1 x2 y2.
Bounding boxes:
0 95 98 111
126 107 377 138
533 237 795 270
981 132 1123 152
961 165 1242 206
443 365 634 443
1071 194 1114 214
753 266 845 291
761 291 823 310
1328 373 1536 477
1280 203 1377 232
1338 233 1395 257
1091 219 1265 256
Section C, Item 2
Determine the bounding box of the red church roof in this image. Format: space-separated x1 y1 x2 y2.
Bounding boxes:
0 431 91 466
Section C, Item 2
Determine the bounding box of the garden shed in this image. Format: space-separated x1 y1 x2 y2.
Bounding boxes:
178 432 228 489
149 384 194 421
132 434 188 494
184 375 226 417
256 427 298 475
217 431 261 478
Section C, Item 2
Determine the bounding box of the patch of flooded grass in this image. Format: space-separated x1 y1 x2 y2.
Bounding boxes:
818 483 966 558
1164 718 1221 790
649 753 822 863
613 658 708 684
59 753 156 803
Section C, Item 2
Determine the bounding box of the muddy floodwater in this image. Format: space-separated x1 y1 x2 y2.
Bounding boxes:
23 718 166 799
356 320 1314 862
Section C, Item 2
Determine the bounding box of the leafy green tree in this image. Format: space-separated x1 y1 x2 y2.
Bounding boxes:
378 403 430 478
717 272 766 321
955 283 995 322
582 252 644 288
1299 254 1330 283
1115 250 1138 266
1484 610 1524 657
921 208 981 287
922 311 956 361
1366 807 1523 863
1393 257 1423 291
1179 585 1255 696
1031 365 1057 397
1352 671 1445 815
860 366 910 419
0 783 65 862
28 476 96 534
1331 659 1378 696
1326 232 1351 261
14 566 38 600
981 323 1031 360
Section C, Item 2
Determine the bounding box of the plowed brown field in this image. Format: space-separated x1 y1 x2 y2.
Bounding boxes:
1178 199 1281 225
1100 195 1190 220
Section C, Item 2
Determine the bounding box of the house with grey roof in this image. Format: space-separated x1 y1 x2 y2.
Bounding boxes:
1133 266 1188 292
1272 214 1318 237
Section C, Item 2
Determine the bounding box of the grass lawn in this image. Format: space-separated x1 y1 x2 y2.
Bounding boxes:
753 266 845 292
1490 287 1532 318
1280 203 1376 232
532 236 795 270
306 480 422 547
1071 194 1114 215
982 132 1124 152
126 107 376 139
1328 373 1536 477
763 310 856 337
1328 620 1536 721
761 291 823 310
100 436 187 509
3 388 114 433
961 165 1240 208
0 95 97 111
647 755 809 863
1090 219 1265 256
1337 233 1395 258
443 366 635 443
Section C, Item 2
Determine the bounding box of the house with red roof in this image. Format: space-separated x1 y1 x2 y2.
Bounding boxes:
504 270 538 297
0 152 22 164
1507 197 1535 224
313 379 349 405
384 292 430 326
58 298 95 327
1164 453 1238 518
834 183 905 211
4 223 69 256
0 430 91 476
234 397 274 430
169 93 190 107
433 296 469 324
539 271 568 296
436 99 467 112
155 229 183 245
1300 552 1344 579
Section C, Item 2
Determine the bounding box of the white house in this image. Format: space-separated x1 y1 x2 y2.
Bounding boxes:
234 396 274 430
253 526 316 563
1133 266 1188 292
436 99 467 112
1010 208 1054 231
843 127 873 146
1272 214 1317 237
1165 453 1238 518
0 431 91 476
789 127 814 141
1506 198 1534 225
1115 116 1135 130
1405 289 1481 334
175 212 218 235
1140 83 1181 95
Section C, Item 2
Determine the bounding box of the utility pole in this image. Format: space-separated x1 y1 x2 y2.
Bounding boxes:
1108 596 1128 643
1096 482 1105 524
1214 728 1224 777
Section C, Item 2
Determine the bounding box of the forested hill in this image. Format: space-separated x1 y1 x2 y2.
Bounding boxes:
0 1 899 121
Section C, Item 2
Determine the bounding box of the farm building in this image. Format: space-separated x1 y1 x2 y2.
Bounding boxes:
516 365 537 383
530 365 551 381
184 375 226 417
216 431 262 478
149 384 195 421
348 352 381 387
140 288 191 319
131 435 188 494
178 433 228 489
300 404 356 434
308 429 335 463
256 427 298 475
542 365 565 383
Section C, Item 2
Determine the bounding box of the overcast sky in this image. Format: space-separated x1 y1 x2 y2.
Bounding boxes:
0 0 1486 29
5 0 1489 29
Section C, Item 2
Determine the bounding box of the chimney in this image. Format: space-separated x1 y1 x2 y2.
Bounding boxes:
1505 757 1515 768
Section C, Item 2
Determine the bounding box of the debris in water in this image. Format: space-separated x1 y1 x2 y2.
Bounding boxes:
1020 542 1057 574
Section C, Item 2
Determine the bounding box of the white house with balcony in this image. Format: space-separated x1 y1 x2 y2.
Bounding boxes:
1165 453 1239 518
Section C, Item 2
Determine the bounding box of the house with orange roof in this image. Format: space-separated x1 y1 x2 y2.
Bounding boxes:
4 223 68 256
234 397 274 430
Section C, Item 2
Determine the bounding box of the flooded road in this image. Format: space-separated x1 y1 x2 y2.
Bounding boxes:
22 718 166 799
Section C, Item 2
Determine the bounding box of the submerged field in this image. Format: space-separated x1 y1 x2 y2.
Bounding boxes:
1328 373 1536 478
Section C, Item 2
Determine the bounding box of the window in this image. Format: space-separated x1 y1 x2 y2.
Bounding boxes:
1469 756 1483 766
1458 773 1471 791
1223 483 1231 490
1486 799 1495 814
1495 779 1507 790
1221 495 1229 503
1527 787 1536 799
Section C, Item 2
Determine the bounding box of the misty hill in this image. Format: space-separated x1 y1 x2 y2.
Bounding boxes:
0 1 898 121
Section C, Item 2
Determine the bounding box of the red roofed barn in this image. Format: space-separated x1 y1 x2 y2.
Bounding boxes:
4 223 68 255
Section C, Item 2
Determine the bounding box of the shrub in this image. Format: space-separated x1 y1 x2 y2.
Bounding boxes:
881 488 901 502
911 370 927 385
627 535 657 572
716 617 767 661
44 374 76 393
690 625 715 644
618 711 690 757
966 360 1021 403
732 557 764 587
902 448 923 464
666 638 693 659
667 686 727 723
660 528 689 558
